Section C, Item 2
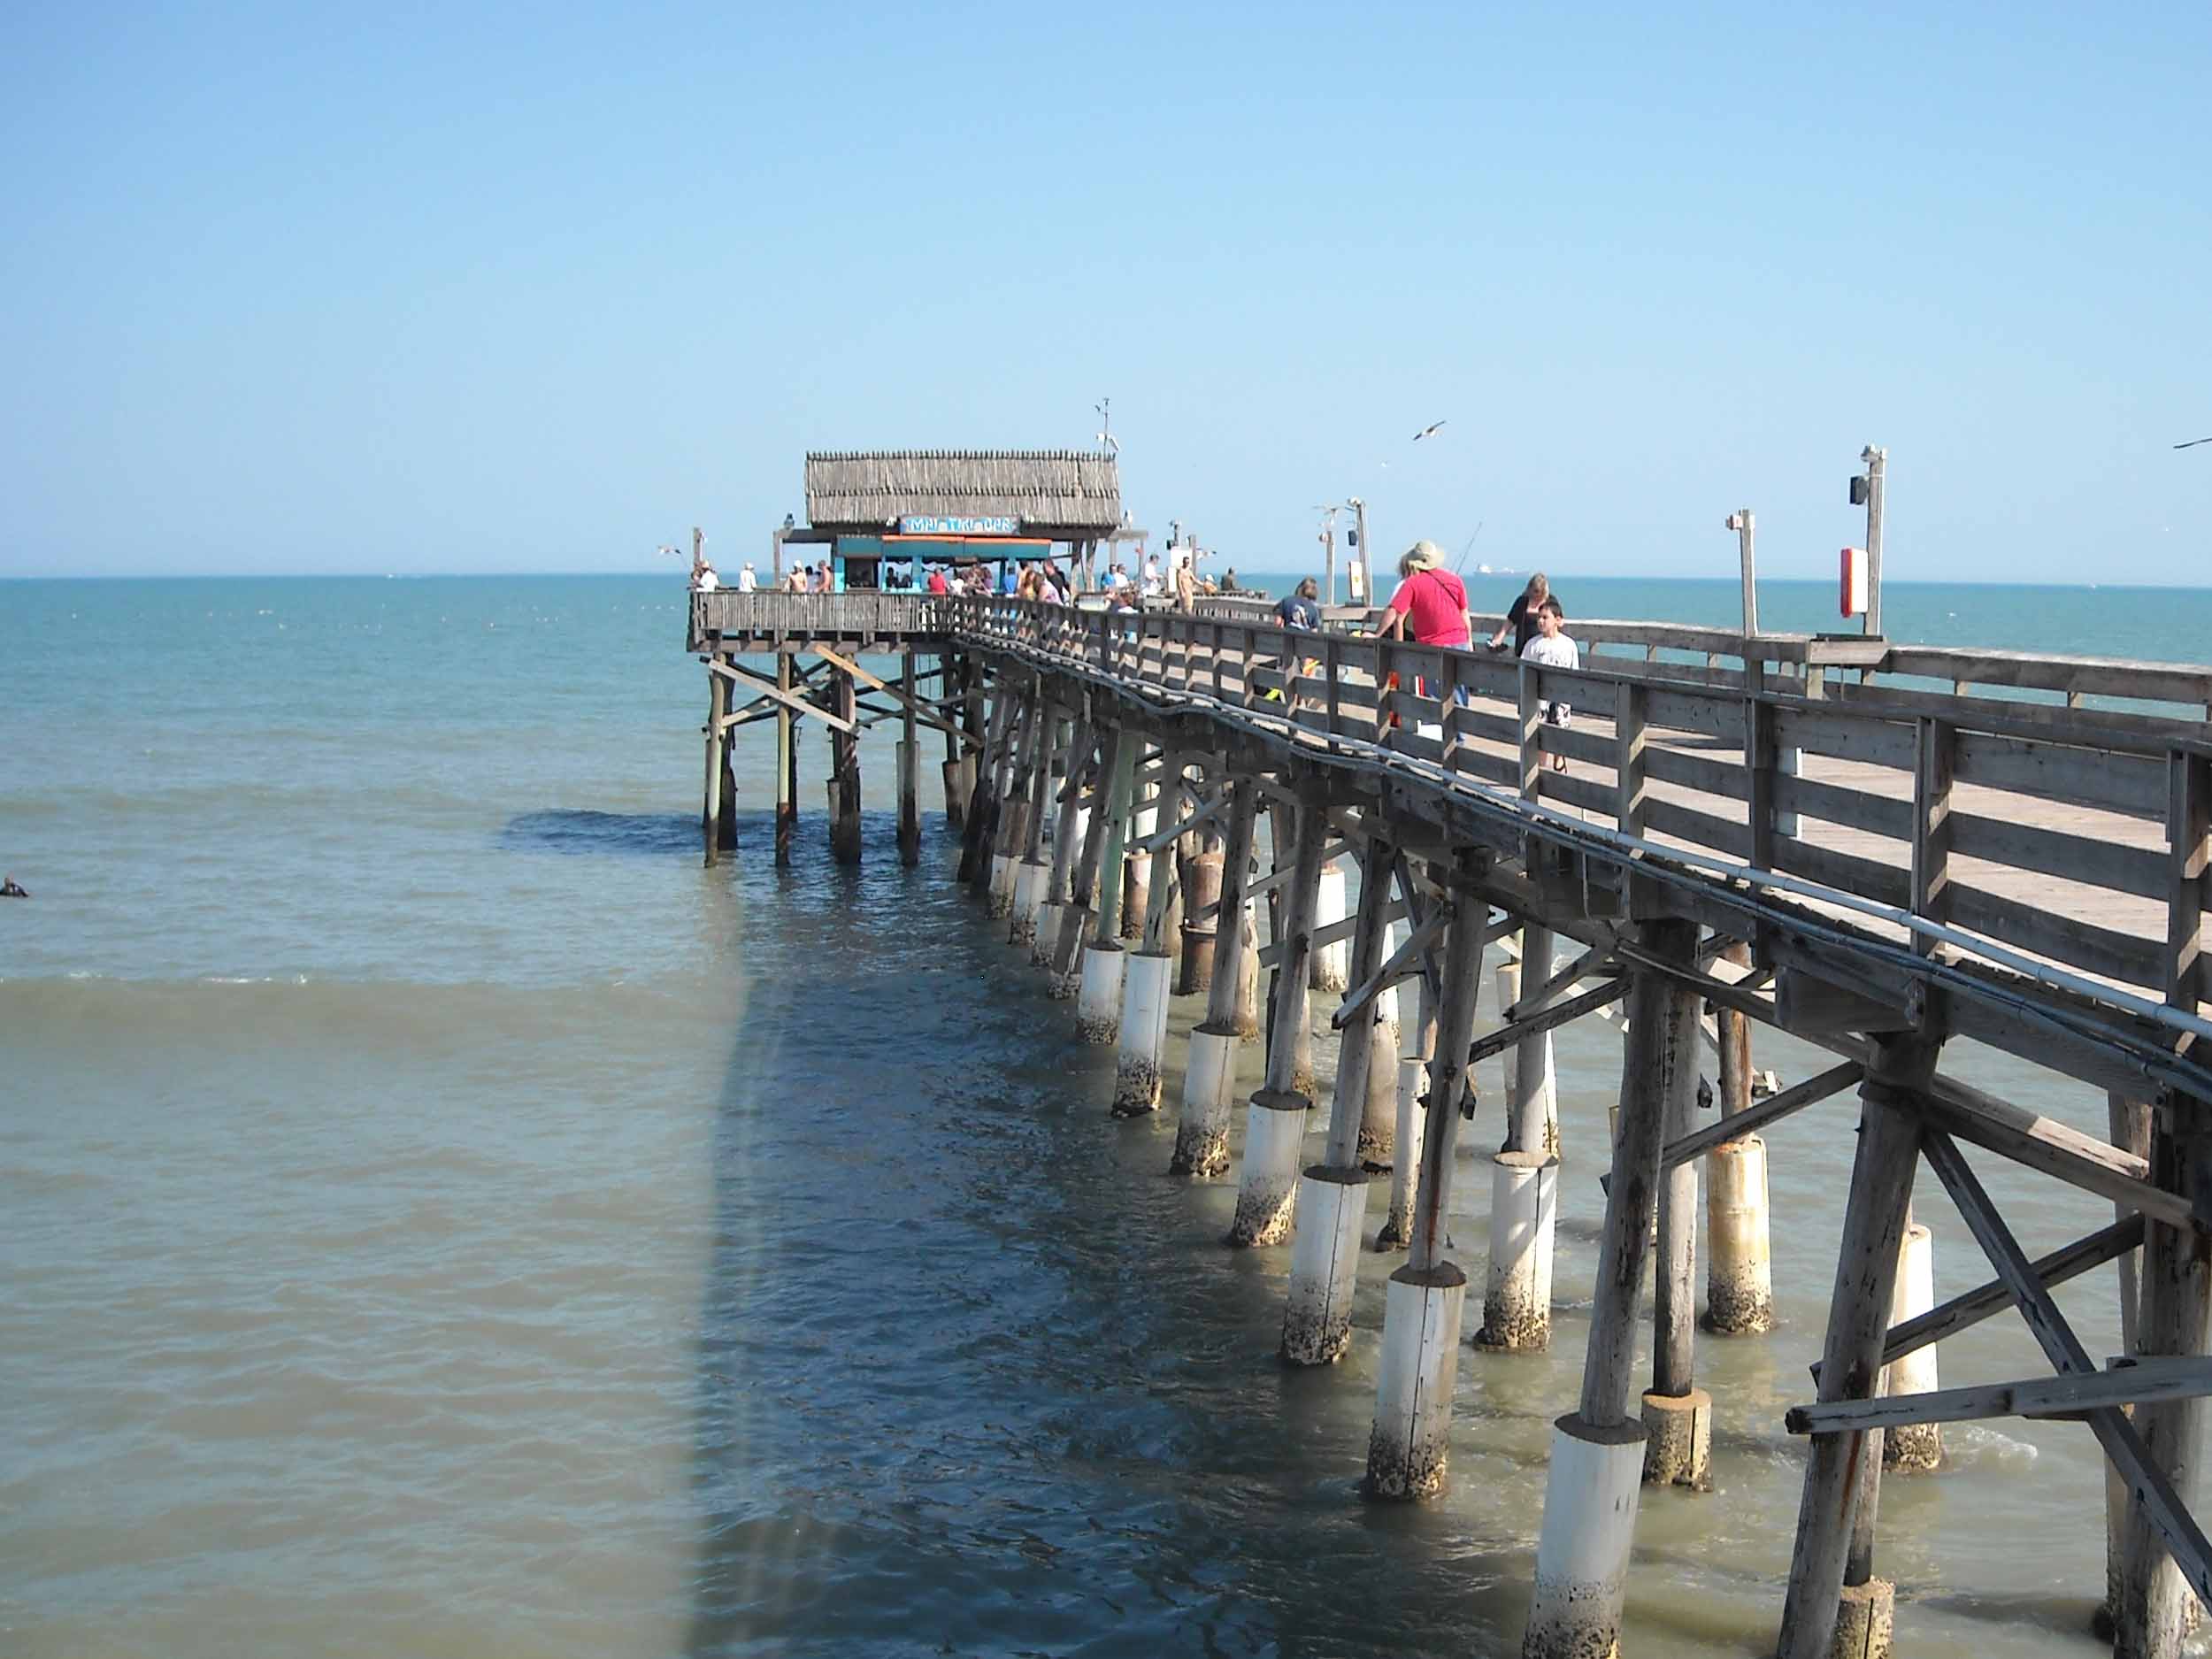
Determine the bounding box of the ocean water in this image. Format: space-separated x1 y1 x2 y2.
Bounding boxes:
2 573 2202 1657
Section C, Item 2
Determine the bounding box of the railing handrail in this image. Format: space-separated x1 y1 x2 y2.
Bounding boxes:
926 594 2211 1061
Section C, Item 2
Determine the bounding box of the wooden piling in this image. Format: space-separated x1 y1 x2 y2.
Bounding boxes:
1171 775 1259 1177
896 647 921 866
703 660 727 867
2119 1108 2212 1658
1229 794 1325 1248
777 683 799 867
1523 916 1701 1657
1776 1034 1939 1659
1364 874 1487 1498
829 666 861 865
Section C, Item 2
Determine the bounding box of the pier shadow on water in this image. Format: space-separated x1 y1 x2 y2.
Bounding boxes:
676 822 1586 1659
500 807 702 858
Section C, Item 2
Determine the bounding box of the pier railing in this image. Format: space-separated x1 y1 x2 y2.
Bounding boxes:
689 588 949 651
943 594 2211 1025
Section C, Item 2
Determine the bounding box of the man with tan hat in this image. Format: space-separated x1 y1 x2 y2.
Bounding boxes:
1378 540 1472 650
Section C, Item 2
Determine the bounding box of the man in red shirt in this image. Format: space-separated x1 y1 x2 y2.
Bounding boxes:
926 565 949 595
1379 541 1471 648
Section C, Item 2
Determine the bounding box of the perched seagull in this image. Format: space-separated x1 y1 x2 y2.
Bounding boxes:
2177 436 2212 449
1412 419 1447 442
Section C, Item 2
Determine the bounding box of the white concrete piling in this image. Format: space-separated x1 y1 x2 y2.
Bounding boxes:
1010 856 1046 945
1363 1264 1467 1497
1703 1133 1777 1334
1311 859 1348 993
1376 979 1435 1253
1111 950 1173 1117
1281 1167 1370 1363
987 851 1017 918
1881 1222 1942 1471
1523 1417 1647 1659
1075 941 1125 1043
1476 1151 1558 1352
1030 901 1063 970
1228 1088 1309 1246
1171 1025 1241 1176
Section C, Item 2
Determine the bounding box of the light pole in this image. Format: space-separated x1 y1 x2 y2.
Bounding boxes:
1848 446 1887 637
1724 509 1757 636
1347 497 1369 603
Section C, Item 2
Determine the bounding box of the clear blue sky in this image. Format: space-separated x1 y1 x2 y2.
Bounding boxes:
4 3 2207 580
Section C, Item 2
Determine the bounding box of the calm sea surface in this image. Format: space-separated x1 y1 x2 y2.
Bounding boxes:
5 574 2209 1657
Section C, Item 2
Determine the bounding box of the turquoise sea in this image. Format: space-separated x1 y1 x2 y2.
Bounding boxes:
4 573 2208 1657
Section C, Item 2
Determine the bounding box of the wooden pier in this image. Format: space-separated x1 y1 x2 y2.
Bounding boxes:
688 507 2211 1655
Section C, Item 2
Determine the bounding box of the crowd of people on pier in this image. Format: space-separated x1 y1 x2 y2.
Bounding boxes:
686 537 1576 749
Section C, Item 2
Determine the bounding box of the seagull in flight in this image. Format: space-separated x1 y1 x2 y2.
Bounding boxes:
2177 436 2212 450
1412 419 1448 442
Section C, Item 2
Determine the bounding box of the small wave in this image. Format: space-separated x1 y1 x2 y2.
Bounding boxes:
1945 1423 2040 1470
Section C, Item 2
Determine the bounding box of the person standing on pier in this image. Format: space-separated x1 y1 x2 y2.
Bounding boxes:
737 561 757 592
1519 597 1578 771
1379 541 1471 649
1379 541 1473 704
1487 572 1551 656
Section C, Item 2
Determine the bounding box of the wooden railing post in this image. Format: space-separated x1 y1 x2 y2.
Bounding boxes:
1616 680 1647 838
1911 717 1956 956
1518 660 1543 805
1324 634 1343 736
1745 694 1778 871
2167 749 2210 1018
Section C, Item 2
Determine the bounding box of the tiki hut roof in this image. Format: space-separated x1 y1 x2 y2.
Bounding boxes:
804 449 1123 535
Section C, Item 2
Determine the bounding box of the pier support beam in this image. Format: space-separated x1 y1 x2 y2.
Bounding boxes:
989 692 1040 917
703 660 728 867
1365 872 1487 1497
774 656 798 868
1523 916 1700 1656
1706 937 1777 1334
1052 727 1122 1000
1358 975 1400 1167
1173 778 1260 1177
1231 795 1325 1247
2118 1106 2212 1659
1377 965 1438 1253
1283 837 1396 1363
958 680 1008 890
1120 762 1157 941
828 666 861 866
1642 970 1710 1490
1178 830 1224 995
1507 926 1559 1156
1114 756 1183 1118
1775 1033 1938 1659
896 646 921 866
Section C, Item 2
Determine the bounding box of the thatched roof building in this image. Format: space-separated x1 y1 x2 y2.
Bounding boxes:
805 449 1122 537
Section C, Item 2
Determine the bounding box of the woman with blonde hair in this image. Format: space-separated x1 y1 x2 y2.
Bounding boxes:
1488 571 1551 656
1379 541 1472 650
